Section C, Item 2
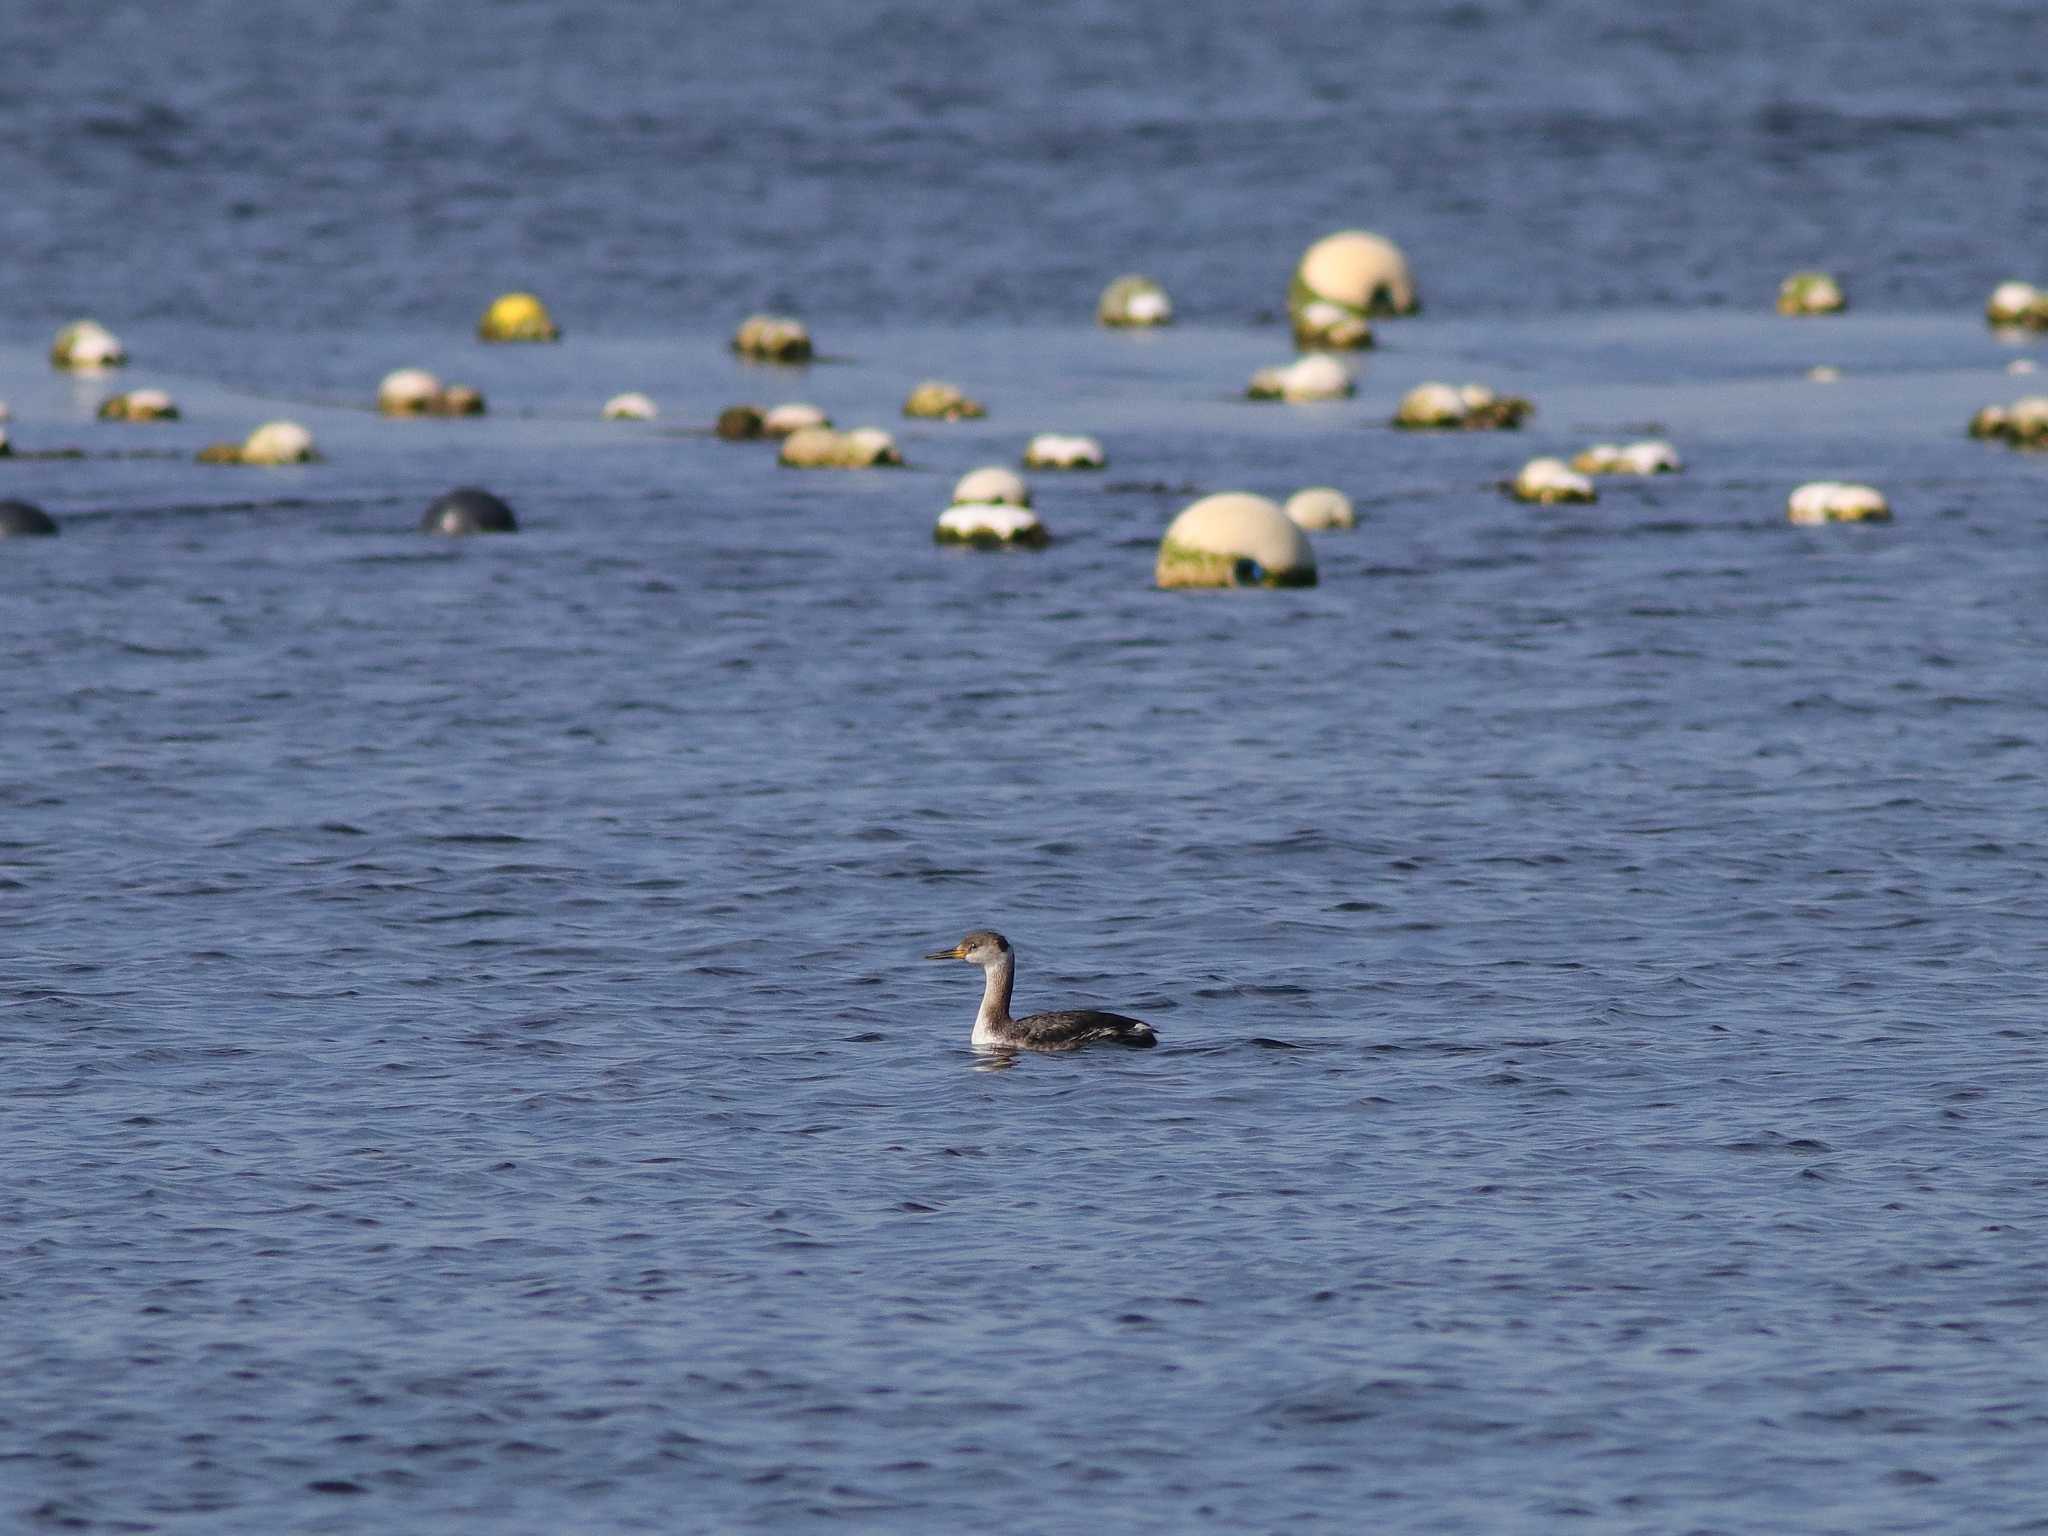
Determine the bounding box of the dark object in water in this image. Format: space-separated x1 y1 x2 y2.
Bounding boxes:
0 499 60 537
421 487 517 536
716 405 765 440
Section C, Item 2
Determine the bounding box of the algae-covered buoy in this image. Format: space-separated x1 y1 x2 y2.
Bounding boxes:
1246 354 1354 403
1394 382 1467 428
1022 433 1105 469
478 292 559 342
1510 457 1597 504
778 426 903 468
1986 281 2047 329
840 428 901 467
0 499 60 537
1787 482 1889 524
903 381 987 420
952 466 1031 507
50 319 126 371
1157 493 1317 589
203 421 317 465
762 402 828 438
1289 230 1416 348
1394 382 1530 431
1571 439 1680 475
602 392 658 421
716 405 765 439
97 388 179 422
1777 271 1846 315
935 503 1049 547
378 368 441 414
1969 394 2048 448
732 314 812 362
422 487 518 535
378 369 484 415
1098 275 1174 327
1283 487 1354 530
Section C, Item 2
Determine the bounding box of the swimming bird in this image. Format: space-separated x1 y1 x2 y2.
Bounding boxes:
924 930 1158 1052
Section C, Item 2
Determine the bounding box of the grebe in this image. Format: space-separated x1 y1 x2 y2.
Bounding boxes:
924 930 1158 1052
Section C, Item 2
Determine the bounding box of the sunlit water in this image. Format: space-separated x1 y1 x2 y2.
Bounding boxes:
6 3 2048 1533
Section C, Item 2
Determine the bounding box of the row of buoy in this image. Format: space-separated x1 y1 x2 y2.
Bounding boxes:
43 243 2048 391
932 472 1357 554
0 485 515 539
12 225 2032 565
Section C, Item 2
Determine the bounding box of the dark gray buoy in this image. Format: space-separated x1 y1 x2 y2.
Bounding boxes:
0 499 59 538
421 487 517 536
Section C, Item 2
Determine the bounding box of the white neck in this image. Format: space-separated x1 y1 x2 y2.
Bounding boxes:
971 951 1016 1044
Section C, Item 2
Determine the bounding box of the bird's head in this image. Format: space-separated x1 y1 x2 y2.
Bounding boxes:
924 930 1011 967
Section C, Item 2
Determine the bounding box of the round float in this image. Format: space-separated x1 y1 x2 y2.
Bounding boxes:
478 292 559 342
1284 487 1354 530
1777 272 1846 315
0 499 59 537
422 487 518 535
904 381 986 420
732 314 812 362
1156 493 1317 589
51 320 126 370
1098 275 1174 327
952 466 1031 507
602 393 658 421
1787 482 1889 524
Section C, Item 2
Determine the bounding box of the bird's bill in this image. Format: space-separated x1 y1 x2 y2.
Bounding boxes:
924 943 966 960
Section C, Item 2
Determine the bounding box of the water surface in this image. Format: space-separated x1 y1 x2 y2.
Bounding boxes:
5 3 2048 1532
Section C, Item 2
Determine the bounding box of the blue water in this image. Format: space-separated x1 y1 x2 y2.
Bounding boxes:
6 3 2048 1533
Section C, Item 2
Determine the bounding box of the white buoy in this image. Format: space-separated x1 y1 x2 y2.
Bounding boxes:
1571 439 1680 475
1098 274 1174 327
1510 457 1597 504
904 381 986 419
602 392 658 421
732 314 812 361
1393 382 1530 430
1778 272 1846 315
1787 481 1889 524
1022 433 1105 469
97 388 180 421
1394 382 1467 428
379 368 443 414
1246 354 1354 402
1290 230 1417 347
1987 281 2045 328
762 402 829 437
1156 493 1317 588
50 319 126 370
936 503 1049 547
778 425 902 468
239 421 319 465
1283 487 1355 530
952 466 1031 507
